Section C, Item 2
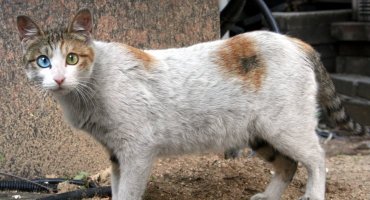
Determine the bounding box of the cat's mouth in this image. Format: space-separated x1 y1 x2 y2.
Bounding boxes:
49 86 72 95
53 87 64 91
44 80 77 95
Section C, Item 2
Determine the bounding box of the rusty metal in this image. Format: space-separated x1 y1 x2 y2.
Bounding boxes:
353 0 370 21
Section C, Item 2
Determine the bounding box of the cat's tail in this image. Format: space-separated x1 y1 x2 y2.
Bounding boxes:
312 51 369 136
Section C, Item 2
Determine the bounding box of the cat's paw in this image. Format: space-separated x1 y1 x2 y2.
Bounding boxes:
250 193 269 200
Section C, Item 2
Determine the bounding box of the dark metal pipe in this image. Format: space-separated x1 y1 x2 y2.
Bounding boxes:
220 0 247 36
253 0 280 33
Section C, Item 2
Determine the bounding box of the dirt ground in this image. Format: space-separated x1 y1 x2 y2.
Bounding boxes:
91 136 370 200
2 136 370 200
146 139 370 200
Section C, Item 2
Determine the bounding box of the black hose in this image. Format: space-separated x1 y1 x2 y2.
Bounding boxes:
0 178 92 193
0 172 54 193
36 186 112 200
32 178 87 186
253 0 280 33
0 180 53 193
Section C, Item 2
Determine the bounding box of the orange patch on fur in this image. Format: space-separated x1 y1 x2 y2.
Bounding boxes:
215 35 266 91
289 37 314 54
248 65 266 91
60 40 95 70
119 44 154 70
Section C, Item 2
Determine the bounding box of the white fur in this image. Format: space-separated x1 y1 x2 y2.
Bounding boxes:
32 31 326 200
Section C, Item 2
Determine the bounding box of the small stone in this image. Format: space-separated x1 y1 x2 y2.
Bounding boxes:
12 195 21 199
57 181 80 193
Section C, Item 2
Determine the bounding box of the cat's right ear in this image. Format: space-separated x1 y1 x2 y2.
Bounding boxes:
16 15 43 42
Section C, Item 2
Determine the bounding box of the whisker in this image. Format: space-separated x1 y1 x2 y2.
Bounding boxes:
74 82 101 112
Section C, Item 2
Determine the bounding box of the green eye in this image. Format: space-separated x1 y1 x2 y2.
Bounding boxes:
66 53 79 65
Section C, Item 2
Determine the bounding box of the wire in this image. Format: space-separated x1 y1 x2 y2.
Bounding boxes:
0 172 54 193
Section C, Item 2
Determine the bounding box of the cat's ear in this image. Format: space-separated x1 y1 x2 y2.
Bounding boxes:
16 15 43 42
68 9 93 37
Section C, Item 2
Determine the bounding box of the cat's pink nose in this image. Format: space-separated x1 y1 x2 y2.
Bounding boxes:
54 77 65 86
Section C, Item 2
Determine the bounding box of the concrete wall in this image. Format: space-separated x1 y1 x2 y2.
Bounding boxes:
0 0 219 178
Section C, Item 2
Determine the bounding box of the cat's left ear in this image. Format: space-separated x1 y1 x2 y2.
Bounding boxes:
16 15 43 42
68 9 93 38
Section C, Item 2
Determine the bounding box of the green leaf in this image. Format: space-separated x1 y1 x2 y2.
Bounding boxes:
74 171 89 181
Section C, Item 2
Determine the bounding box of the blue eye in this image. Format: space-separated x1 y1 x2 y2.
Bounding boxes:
36 55 51 68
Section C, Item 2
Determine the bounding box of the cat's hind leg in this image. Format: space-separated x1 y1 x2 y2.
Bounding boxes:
250 140 297 200
260 131 326 200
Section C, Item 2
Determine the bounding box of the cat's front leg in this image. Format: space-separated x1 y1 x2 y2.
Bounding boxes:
115 151 155 200
110 158 120 199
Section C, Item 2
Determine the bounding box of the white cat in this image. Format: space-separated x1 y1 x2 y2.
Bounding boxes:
17 9 367 200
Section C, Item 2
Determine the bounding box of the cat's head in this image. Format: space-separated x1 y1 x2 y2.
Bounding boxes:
16 9 95 95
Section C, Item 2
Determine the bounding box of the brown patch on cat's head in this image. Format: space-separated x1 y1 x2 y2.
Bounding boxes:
215 35 266 91
60 37 95 70
118 44 155 70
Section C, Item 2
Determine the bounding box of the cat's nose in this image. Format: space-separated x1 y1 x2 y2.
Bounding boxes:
54 77 65 86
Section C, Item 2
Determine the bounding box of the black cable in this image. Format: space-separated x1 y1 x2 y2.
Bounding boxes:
0 177 94 193
32 178 88 187
0 180 53 193
36 186 112 200
253 0 280 33
0 172 54 193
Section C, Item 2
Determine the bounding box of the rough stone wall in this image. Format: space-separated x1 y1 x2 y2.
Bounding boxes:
0 0 219 178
